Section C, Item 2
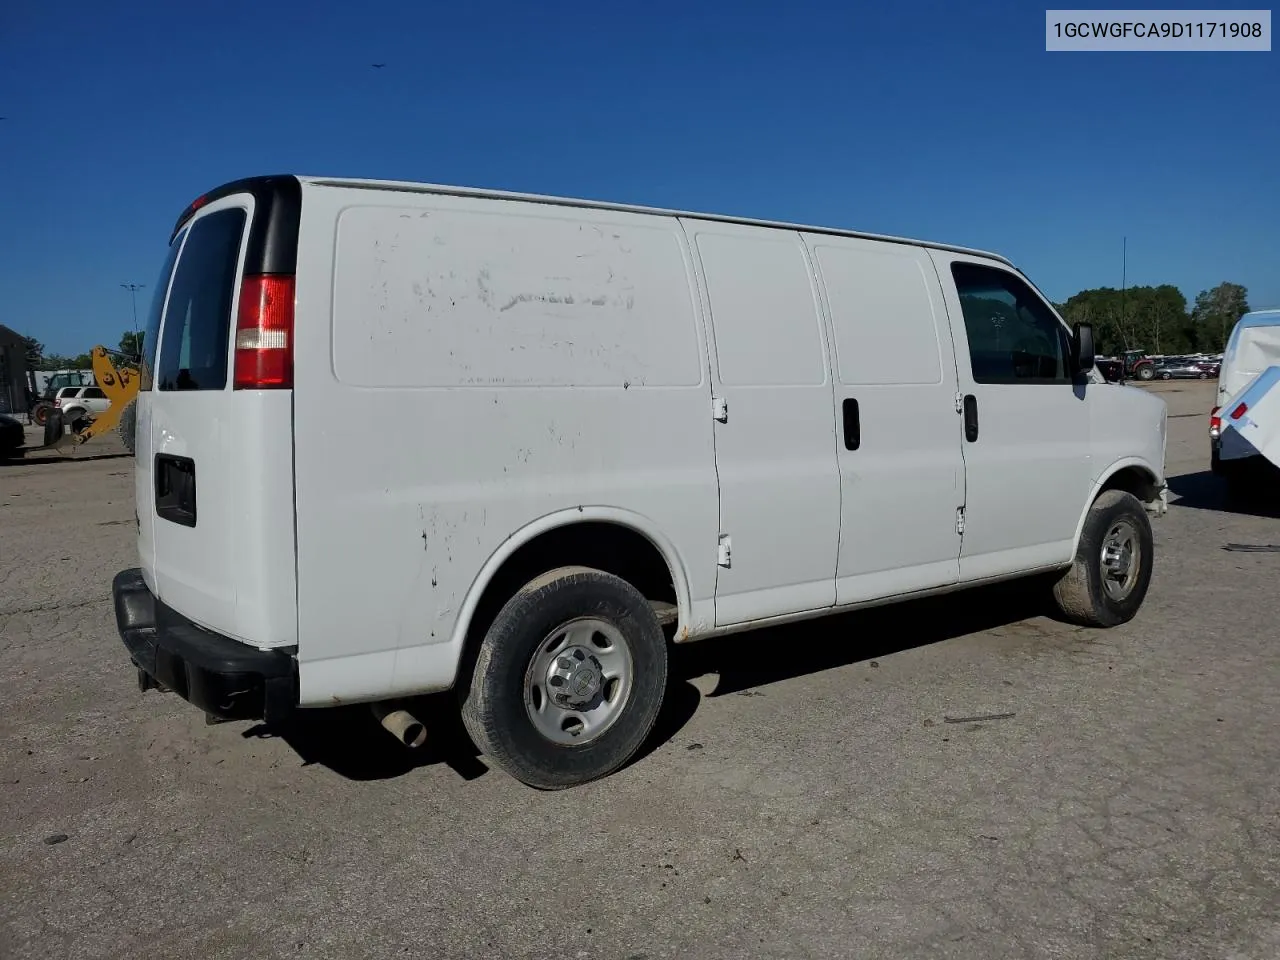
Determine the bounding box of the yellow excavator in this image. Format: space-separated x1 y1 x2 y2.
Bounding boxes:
38 345 140 454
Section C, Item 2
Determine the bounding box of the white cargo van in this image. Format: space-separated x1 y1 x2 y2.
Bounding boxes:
1210 309 1280 497
113 175 1168 788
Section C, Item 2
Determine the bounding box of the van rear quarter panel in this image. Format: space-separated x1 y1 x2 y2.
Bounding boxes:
291 185 719 704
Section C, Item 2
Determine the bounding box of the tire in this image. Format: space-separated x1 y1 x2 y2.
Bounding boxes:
461 566 668 789
1135 365 1155 381
1198 373 1208 380
1050 489 1154 627
117 398 137 455
32 402 51 426
1159 372 1172 380
42 409 63 447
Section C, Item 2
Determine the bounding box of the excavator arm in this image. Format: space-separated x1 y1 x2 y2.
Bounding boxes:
71 347 140 446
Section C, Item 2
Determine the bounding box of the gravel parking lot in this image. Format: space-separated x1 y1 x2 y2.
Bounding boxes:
2 380 1277 960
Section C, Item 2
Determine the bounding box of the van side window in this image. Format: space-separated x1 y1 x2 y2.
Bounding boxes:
951 263 1070 384
156 210 246 391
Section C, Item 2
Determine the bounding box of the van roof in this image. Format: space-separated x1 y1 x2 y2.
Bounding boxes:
254 175 1011 268
1237 309 1280 329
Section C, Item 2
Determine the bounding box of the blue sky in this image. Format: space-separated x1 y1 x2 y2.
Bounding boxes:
1 0 1276 355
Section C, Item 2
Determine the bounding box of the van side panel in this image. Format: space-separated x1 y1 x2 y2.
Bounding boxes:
802 233 965 603
290 185 719 704
679 220 841 626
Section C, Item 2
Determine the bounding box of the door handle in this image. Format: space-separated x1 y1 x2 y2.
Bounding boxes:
963 394 978 442
842 397 860 450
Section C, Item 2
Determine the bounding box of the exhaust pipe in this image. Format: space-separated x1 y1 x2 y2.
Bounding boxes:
371 701 426 748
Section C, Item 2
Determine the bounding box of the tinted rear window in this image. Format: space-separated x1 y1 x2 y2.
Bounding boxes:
140 234 184 392
156 208 247 391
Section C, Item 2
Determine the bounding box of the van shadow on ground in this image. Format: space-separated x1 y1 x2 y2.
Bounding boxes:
1168 470 1280 520
247 579 1053 784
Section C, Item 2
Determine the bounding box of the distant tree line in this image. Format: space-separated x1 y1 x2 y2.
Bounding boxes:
1053 281 1251 357
21 331 144 372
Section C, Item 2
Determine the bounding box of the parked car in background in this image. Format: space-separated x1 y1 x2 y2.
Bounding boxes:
55 386 111 424
1095 358 1125 382
0 413 24 456
1156 360 1214 380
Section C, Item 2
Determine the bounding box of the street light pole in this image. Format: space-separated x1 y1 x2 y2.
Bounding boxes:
120 283 145 354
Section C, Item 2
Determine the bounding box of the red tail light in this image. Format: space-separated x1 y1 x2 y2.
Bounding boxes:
233 275 295 389
1209 406 1221 438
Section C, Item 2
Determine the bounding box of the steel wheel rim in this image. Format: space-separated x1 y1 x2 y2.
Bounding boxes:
1100 520 1141 601
523 617 634 746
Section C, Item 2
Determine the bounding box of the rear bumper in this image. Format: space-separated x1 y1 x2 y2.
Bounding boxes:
112 568 297 722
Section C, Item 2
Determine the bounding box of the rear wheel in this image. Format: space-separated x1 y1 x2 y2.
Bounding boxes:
1050 490 1153 627
32 402 52 426
461 566 668 789
1135 365 1155 381
42 409 63 447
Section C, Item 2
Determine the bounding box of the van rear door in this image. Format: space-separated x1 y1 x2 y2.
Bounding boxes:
141 180 301 648
147 198 249 637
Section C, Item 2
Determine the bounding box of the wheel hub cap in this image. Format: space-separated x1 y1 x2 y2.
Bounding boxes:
547 647 604 709
524 618 634 746
1100 520 1141 600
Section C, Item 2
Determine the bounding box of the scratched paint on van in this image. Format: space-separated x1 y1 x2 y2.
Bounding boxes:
331 205 702 389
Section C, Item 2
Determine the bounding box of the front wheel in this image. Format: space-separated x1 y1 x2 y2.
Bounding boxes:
461 566 668 789
1050 490 1154 627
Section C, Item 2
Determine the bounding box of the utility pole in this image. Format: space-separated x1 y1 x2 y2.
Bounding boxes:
120 283 145 355
1120 236 1127 348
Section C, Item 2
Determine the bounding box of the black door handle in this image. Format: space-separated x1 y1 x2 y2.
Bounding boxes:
842 397 860 450
963 394 978 442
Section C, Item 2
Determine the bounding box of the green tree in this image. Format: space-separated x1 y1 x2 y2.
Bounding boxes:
1190 283 1249 351
21 335 45 368
1059 285 1195 356
119 330 144 357
35 354 72 370
1059 287 1127 355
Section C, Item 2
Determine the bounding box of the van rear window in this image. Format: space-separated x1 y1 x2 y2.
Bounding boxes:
156 209 247 391
139 235 184 392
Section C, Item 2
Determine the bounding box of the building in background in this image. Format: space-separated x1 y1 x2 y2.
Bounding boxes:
0 324 33 416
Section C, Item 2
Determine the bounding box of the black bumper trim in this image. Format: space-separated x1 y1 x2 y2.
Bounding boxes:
113 568 297 722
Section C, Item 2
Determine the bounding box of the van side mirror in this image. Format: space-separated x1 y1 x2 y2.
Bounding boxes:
1072 323 1096 373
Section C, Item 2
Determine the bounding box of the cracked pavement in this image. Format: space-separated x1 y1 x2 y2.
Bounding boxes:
1 380 1278 959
